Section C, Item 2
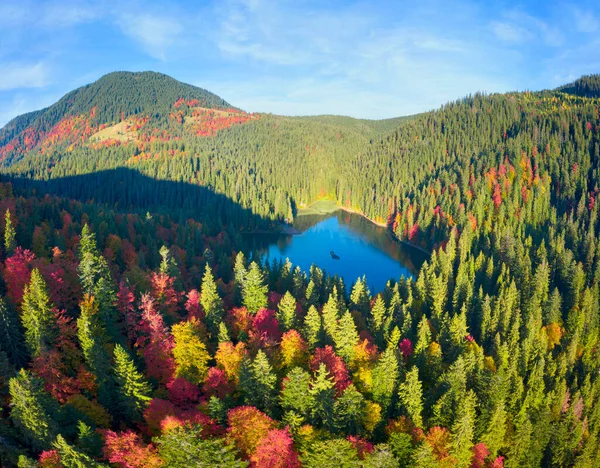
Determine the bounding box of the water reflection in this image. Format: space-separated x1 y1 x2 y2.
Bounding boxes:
249 210 429 292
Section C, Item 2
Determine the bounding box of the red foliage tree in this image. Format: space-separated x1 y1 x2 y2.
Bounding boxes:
167 377 200 408
311 346 351 395
492 184 502 209
251 427 301 468
203 367 235 399
227 406 277 459
184 289 204 321
347 435 374 460
250 308 282 348
150 272 180 319
399 338 413 360
4 247 35 304
102 430 163 468
137 294 175 385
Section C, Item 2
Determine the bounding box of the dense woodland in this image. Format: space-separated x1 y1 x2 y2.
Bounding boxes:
0 72 599 466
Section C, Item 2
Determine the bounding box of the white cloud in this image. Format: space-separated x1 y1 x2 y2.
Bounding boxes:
0 63 49 91
118 13 183 61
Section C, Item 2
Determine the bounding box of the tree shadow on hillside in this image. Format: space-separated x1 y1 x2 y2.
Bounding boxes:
2 168 277 235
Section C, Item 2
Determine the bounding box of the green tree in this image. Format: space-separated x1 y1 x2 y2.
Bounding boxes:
371 347 399 416
21 268 55 357
301 439 361 468
240 350 278 415
200 264 224 337
334 310 358 363
9 369 59 452
303 305 322 350
280 367 314 421
277 291 297 331
333 383 365 435
113 344 152 422
242 262 268 314
309 363 336 431
155 424 247 467
398 366 424 429
4 208 16 256
450 389 477 467
53 434 103 468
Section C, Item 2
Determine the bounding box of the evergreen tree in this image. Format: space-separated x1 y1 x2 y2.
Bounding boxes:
21 268 55 357
0 296 27 366
155 424 247 467
9 369 59 452
309 363 336 431
450 389 477 467
280 367 314 422
371 347 399 416
303 305 322 350
398 366 424 429
334 310 358 363
239 350 278 415
53 434 103 468
4 208 16 256
113 344 152 422
200 264 224 337
242 262 268 314
277 291 297 331
333 383 365 435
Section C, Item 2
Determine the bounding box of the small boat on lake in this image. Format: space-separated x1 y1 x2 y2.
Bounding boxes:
330 250 340 260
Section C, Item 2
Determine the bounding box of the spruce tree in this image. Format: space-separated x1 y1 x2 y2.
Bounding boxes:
239 350 277 415
309 363 336 431
200 264 224 337
277 291 297 331
0 296 27 366
371 347 399 416
113 344 152 422
450 389 477 468
4 208 16 256
280 367 314 422
398 366 424 429
53 434 102 468
9 369 59 452
242 262 268 314
334 310 358 363
303 305 322 350
21 268 55 357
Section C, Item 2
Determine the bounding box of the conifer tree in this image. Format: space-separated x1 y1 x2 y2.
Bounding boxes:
113 344 152 422
0 296 27 366
398 366 424 429
200 264 224 337
4 208 16 257
9 369 59 452
277 291 297 331
333 383 365 435
242 262 268 314
450 389 477 467
239 350 278 415
233 251 247 307
21 268 55 357
303 305 322 350
310 363 336 431
371 347 399 416
53 434 102 468
280 367 314 422
334 310 359 363
77 295 114 410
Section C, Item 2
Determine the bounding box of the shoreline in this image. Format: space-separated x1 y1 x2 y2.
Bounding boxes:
255 199 431 257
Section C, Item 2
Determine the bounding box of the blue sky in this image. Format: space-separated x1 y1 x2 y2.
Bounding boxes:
1 0 599 126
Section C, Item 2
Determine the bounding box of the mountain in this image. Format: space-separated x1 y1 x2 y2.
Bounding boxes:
557 73 600 98
0 71 232 165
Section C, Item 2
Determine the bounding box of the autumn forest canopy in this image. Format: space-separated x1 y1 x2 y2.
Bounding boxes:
0 71 599 467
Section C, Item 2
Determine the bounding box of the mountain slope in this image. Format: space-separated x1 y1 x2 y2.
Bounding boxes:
0 71 233 165
557 74 600 98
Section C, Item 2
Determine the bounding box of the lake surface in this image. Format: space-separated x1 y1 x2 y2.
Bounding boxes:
251 210 429 292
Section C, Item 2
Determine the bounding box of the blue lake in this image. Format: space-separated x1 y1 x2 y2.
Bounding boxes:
252 210 428 292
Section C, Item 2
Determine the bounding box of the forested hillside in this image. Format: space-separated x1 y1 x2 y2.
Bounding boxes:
0 73 599 467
